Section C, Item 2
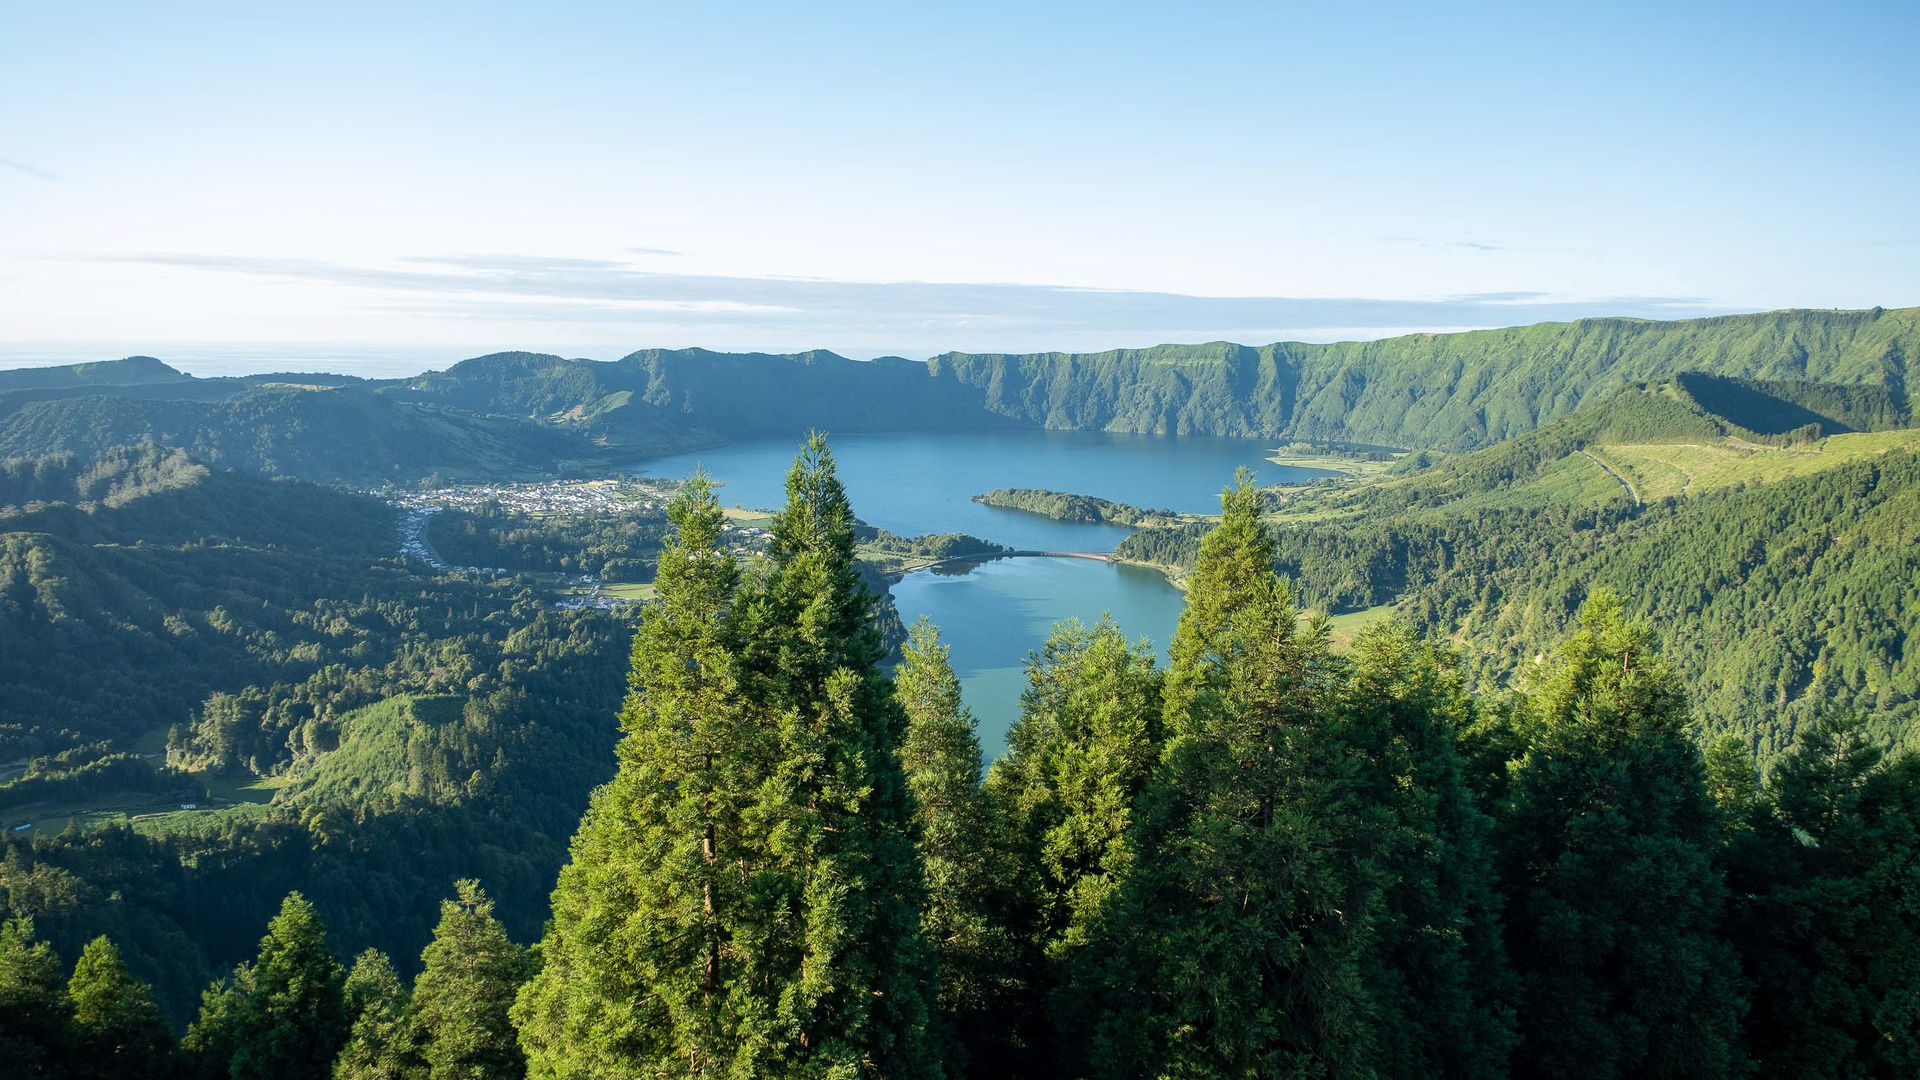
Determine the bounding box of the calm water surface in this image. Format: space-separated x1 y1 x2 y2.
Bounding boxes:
634 430 1331 754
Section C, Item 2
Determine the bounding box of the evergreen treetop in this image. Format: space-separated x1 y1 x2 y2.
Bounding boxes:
66 935 172 1080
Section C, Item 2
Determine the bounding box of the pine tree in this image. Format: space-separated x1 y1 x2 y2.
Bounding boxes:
514 472 773 1078
1083 470 1380 1080
412 881 532 1080
0 917 72 1077
333 949 419 1080
66 936 172 1079
738 433 940 1078
1346 621 1515 1080
1496 590 1745 1080
894 618 1017 1078
1729 713 1920 1079
189 892 348 1080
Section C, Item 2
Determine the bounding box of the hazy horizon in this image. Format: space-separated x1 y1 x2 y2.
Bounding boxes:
3 300 1904 381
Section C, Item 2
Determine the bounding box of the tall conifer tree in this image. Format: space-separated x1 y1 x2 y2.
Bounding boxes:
985 614 1162 1072
988 617 1162 964
1496 591 1745 1080
895 618 1018 1078
412 881 532 1080
333 949 419 1080
182 965 254 1080
187 893 348 1080
1084 470 1380 1080
739 433 940 1079
0 917 72 1077
514 472 772 1078
1728 714 1920 1079
518 444 938 1078
66 936 173 1079
1345 622 1515 1080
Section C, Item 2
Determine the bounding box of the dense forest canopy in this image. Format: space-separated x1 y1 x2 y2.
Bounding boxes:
6 451 1915 1079
3 302 1918 1075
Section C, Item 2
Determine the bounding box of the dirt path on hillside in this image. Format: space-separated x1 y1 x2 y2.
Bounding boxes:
1579 450 1642 506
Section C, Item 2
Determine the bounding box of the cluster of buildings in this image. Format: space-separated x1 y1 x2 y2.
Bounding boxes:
380 477 782 612
383 477 699 610
384 477 672 519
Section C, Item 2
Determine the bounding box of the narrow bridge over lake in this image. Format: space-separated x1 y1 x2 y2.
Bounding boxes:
893 549 1115 574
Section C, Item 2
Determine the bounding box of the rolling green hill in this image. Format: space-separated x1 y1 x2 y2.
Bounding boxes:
1118 381 1920 762
0 383 605 484
0 355 189 392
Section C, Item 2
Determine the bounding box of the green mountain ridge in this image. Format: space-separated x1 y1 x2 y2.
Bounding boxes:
0 306 1912 484
930 306 1915 448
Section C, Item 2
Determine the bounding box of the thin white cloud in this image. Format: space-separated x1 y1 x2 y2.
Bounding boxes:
1376 235 1509 252
0 157 62 182
76 251 1740 351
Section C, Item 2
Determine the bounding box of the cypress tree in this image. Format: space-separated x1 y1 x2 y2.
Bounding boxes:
1496 590 1745 1080
1346 621 1515 1080
412 881 532 1080
514 472 773 1078
1083 470 1380 1080
66 936 172 1079
333 949 419 1080
738 433 940 1078
0 917 72 1077
985 613 1161 1068
894 618 1018 1078
233 893 349 1080
186 893 347 1080
1729 714 1920 1079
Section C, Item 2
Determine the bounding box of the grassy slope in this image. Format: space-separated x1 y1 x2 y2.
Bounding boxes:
1603 429 1920 500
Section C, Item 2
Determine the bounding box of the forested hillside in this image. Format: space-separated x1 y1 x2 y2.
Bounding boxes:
0 382 601 485
394 347 1007 442
1118 384 1920 764
0 443 640 1020
10 455 1914 1080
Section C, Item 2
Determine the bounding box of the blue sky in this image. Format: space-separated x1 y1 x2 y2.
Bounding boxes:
2 0 1916 364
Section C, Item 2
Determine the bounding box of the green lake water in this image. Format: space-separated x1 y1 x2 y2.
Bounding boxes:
634 430 1332 754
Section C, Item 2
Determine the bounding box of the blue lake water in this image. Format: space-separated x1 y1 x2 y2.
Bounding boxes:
632 430 1330 754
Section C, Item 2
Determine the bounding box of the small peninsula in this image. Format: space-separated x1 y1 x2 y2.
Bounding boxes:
971 488 1184 527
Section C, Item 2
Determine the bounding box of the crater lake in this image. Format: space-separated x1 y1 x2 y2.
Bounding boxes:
634 430 1335 753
